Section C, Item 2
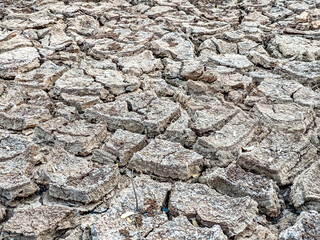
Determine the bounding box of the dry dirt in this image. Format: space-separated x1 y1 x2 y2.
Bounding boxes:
0 0 320 239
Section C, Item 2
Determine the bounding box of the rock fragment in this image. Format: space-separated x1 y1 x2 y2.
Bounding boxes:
34 117 108 156
290 160 320 211
92 129 147 166
194 111 257 167
147 216 228 240
129 139 203 180
2 206 75 240
0 47 40 78
169 182 258 236
279 211 320 240
201 163 281 217
238 131 318 185
209 54 254 70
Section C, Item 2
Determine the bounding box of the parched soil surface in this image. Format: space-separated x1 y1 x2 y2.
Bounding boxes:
0 0 320 239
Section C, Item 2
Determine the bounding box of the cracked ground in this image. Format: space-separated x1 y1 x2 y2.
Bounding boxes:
0 0 320 239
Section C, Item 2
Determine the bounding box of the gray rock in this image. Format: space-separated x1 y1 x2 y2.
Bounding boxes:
147 216 228 240
201 163 281 217
276 61 320 85
235 221 278 240
0 204 5 222
279 211 320 240
49 165 119 204
189 102 239 135
290 160 320 212
129 139 203 180
254 102 315 133
238 131 318 185
169 182 258 237
118 50 163 76
93 175 171 239
2 206 75 240
194 111 257 167
15 61 66 90
34 118 108 156
92 129 147 166
0 134 38 204
160 109 197 148
149 32 195 60
209 54 254 69
0 47 40 78
95 69 140 95
53 68 108 100
85 95 180 137
0 104 51 130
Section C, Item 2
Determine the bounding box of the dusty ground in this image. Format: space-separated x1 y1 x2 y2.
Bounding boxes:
0 0 320 239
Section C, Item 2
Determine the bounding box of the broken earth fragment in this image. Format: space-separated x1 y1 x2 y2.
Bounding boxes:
2 206 75 240
169 182 258 236
146 216 228 240
129 139 203 180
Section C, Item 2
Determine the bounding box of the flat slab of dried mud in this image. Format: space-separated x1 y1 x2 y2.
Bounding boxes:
0 0 320 239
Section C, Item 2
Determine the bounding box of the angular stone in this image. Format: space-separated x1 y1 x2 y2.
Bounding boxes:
15 61 66 90
276 61 320 85
235 221 278 240
249 78 302 104
209 54 254 69
0 32 33 53
85 96 180 137
118 50 163 76
2 206 75 240
53 68 108 100
94 175 171 239
0 134 38 204
201 163 281 217
279 211 320 240
92 129 147 166
180 59 204 80
248 51 279 69
169 182 258 236
160 109 197 148
194 111 257 167
34 118 108 156
95 69 140 95
212 73 254 93
0 47 40 78
129 139 203 180
35 146 93 186
0 104 51 130
59 93 102 112
147 216 228 240
267 35 320 61
189 103 239 135
84 100 145 133
149 32 194 60
0 10 57 30
254 103 315 133
67 15 100 36
49 165 119 204
238 131 318 185
41 22 74 51
290 161 320 212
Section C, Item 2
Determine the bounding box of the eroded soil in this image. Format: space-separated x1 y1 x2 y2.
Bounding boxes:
0 0 320 239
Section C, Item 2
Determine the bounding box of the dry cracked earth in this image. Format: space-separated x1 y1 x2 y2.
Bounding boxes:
0 0 320 239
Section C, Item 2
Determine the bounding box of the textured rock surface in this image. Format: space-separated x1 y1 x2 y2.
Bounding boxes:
201 163 281 217
279 211 320 240
238 131 318 185
2 206 75 239
129 139 203 180
169 182 258 236
147 216 228 240
0 0 320 238
290 161 320 212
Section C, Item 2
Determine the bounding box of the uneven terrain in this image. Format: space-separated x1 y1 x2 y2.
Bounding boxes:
0 0 320 239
